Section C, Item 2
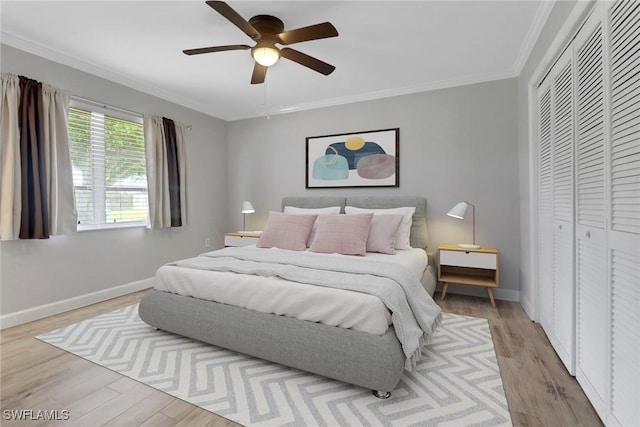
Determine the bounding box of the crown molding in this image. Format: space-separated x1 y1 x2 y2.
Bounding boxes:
227 69 518 121
512 0 556 75
3 30 518 123
1 31 219 118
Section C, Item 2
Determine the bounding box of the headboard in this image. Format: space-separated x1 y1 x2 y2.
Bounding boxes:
281 196 428 249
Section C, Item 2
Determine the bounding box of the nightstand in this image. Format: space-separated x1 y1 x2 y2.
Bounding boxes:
224 231 262 247
438 243 499 308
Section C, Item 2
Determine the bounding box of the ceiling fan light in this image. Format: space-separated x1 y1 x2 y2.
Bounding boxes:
252 46 280 66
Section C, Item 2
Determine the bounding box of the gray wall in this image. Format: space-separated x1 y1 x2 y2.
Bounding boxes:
5 5 581 318
0 45 229 316
227 79 521 300
516 1 583 317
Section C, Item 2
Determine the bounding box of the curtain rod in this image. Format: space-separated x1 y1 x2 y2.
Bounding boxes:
71 95 192 131
71 95 143 118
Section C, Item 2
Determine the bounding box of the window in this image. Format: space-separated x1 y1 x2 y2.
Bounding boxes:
68 99 148 230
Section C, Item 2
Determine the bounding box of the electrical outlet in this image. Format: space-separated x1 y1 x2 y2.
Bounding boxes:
205 237 211 248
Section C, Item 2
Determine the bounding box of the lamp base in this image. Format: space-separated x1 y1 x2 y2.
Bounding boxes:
458 243 481 249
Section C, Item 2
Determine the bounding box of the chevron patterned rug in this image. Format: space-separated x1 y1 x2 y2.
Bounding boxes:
37 304 511 426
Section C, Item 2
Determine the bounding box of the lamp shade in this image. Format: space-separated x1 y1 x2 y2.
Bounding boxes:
252 47 280 66
446 201 480 249
241 201 255 214
447 201 469 219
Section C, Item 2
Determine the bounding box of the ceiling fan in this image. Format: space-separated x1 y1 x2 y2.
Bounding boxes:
184 1 339 84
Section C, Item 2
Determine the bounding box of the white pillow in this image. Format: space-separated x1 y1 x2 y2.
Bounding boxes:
344 206 416 250
283 206 342 246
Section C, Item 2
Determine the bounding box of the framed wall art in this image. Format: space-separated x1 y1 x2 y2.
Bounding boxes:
305 128 399 188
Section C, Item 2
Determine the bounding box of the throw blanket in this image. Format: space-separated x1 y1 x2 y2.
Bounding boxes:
173 246 442 370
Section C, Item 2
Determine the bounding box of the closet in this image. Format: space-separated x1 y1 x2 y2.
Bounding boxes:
536 1 639 426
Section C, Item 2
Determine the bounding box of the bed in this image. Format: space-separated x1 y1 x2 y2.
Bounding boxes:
139 196 440 397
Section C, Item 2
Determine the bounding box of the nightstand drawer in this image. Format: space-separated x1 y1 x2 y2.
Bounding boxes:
440 250 497 269
225 235 259 247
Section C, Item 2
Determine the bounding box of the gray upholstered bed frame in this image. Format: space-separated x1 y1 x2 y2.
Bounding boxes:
139 196 435 396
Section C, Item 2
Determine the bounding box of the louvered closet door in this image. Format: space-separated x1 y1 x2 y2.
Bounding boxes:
538 79 554 335
550 47 576 375
607 1 640 426
574 5 608 418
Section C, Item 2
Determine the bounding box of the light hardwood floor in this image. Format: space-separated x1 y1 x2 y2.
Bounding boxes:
1 290 603 426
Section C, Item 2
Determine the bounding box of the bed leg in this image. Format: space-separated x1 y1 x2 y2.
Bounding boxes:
372 390 391 399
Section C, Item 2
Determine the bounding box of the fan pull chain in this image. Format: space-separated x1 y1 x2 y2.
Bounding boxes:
264 73 271 119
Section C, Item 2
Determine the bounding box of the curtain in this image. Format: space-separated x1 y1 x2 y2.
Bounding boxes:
145 115 187 228
0 74 76 240
175 120 187 227
0 74 21 240
18 76 49 239
41 84 76 235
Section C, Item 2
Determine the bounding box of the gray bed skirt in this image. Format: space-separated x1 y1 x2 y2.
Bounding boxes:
139 289 407 393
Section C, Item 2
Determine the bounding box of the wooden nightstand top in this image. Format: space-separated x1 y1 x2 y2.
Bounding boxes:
439 243 498 254
225 231 263 237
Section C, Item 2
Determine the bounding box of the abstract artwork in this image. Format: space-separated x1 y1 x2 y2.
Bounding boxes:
306 128 399 188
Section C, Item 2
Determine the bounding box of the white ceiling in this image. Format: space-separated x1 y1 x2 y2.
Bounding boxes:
1 1 552 121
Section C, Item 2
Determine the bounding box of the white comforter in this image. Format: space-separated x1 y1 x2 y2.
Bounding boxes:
154 246 427 335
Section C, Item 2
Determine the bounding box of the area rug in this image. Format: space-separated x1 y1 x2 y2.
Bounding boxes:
37 304 512 426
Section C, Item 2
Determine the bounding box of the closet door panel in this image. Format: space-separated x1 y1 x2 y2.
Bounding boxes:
607 1 640 425
550 48 576 374
574 6 608 417
609 247 639 427
551 223 574 370
538 81 554 333
576 235 607 398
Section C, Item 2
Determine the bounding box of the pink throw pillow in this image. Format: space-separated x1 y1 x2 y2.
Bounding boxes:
257 212 317 251
366 214 404 254
283 205 342 246
309 214 373 256
344 206 416 249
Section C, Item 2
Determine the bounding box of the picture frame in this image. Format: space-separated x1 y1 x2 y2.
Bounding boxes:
305 128 399 189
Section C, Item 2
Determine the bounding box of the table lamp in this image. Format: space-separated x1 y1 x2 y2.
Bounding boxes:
447 201 480 249
241 201 255 231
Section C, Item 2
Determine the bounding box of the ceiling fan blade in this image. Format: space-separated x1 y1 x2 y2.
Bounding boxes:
277 22 338 45
183 44 251 55
281 48 335 76
251 63 268 84
206 1 261 40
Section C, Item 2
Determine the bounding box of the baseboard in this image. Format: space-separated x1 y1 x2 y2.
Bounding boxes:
520 293 535 320
0 278 153 330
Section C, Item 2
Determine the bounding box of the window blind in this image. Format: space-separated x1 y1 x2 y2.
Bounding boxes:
68 102 148 229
